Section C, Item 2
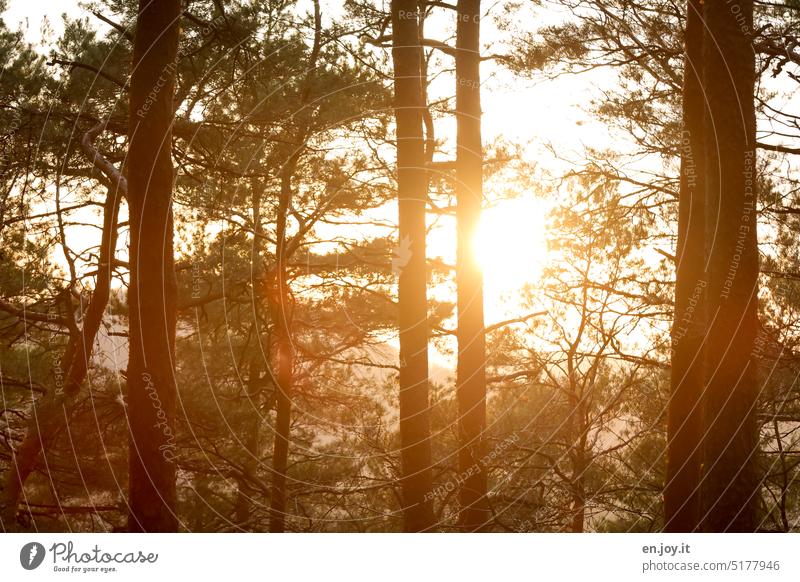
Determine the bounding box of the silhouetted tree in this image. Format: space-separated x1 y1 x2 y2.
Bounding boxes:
266 0 322 534
0 125 124 529
665 0 706 533
700 0 761 532
125 0 181 532
391 0 436 531
455 0 490 531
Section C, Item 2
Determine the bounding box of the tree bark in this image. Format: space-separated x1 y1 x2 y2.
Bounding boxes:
664 0 706 533
455 0 490 531
391 0 435 532
700 0 760 532
126 0 181 532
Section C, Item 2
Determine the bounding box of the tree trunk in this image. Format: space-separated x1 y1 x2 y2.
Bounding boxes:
664 0 706 533
569 396 588 533
126 0 181 533
391 0 435 532
455 0 490 532
264 2 321 532
268 328 293 532
700 0 760 532
234 356 262 529
570 452 587 533
268 164 296 533
235 183 266 530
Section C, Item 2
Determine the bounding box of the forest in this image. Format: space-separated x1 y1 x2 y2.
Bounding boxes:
0 0 798 533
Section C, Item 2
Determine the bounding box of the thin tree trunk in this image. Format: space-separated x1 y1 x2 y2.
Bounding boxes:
268 162 296 533
235 182 266 529
700 0 760 532
570 455 587 533
234 356 262 529
126 0 181 533
455 0 490 531
665 0 706 533
772 415 789 532
0 124 124 530
569 396 588 533
391 0 435 532
265 2 321 532
268 328 293 532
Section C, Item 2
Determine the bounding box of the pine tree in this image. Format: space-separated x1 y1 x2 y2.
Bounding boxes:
665 0 706 533
125 0 182 532
455 0 490 531
700 0 760 532
391 0 435 532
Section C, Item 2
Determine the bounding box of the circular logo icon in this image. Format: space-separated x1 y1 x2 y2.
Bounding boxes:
20 542 46 570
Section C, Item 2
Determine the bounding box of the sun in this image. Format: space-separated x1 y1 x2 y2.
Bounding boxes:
475 196 550 298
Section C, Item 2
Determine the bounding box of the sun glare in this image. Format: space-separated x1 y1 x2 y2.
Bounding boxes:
475 197 550 297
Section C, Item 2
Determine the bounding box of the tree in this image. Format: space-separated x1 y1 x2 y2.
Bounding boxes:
455 0 490 531
2 0 798 535
506 0 798 531
391 0 436 531
125 0 181 532
0 135 123 529
0 16 126 529
266 0 322 533
664 0 706 533
700 0 761 532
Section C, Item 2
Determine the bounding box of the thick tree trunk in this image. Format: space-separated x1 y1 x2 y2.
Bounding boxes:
700 0 760 532
391 0 435 532
455 0 490 531
664 0 706 533
126 0 181 533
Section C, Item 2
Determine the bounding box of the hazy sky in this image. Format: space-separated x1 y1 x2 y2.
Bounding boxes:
1 0 604 153
0 0 617 324
5 0 74 45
